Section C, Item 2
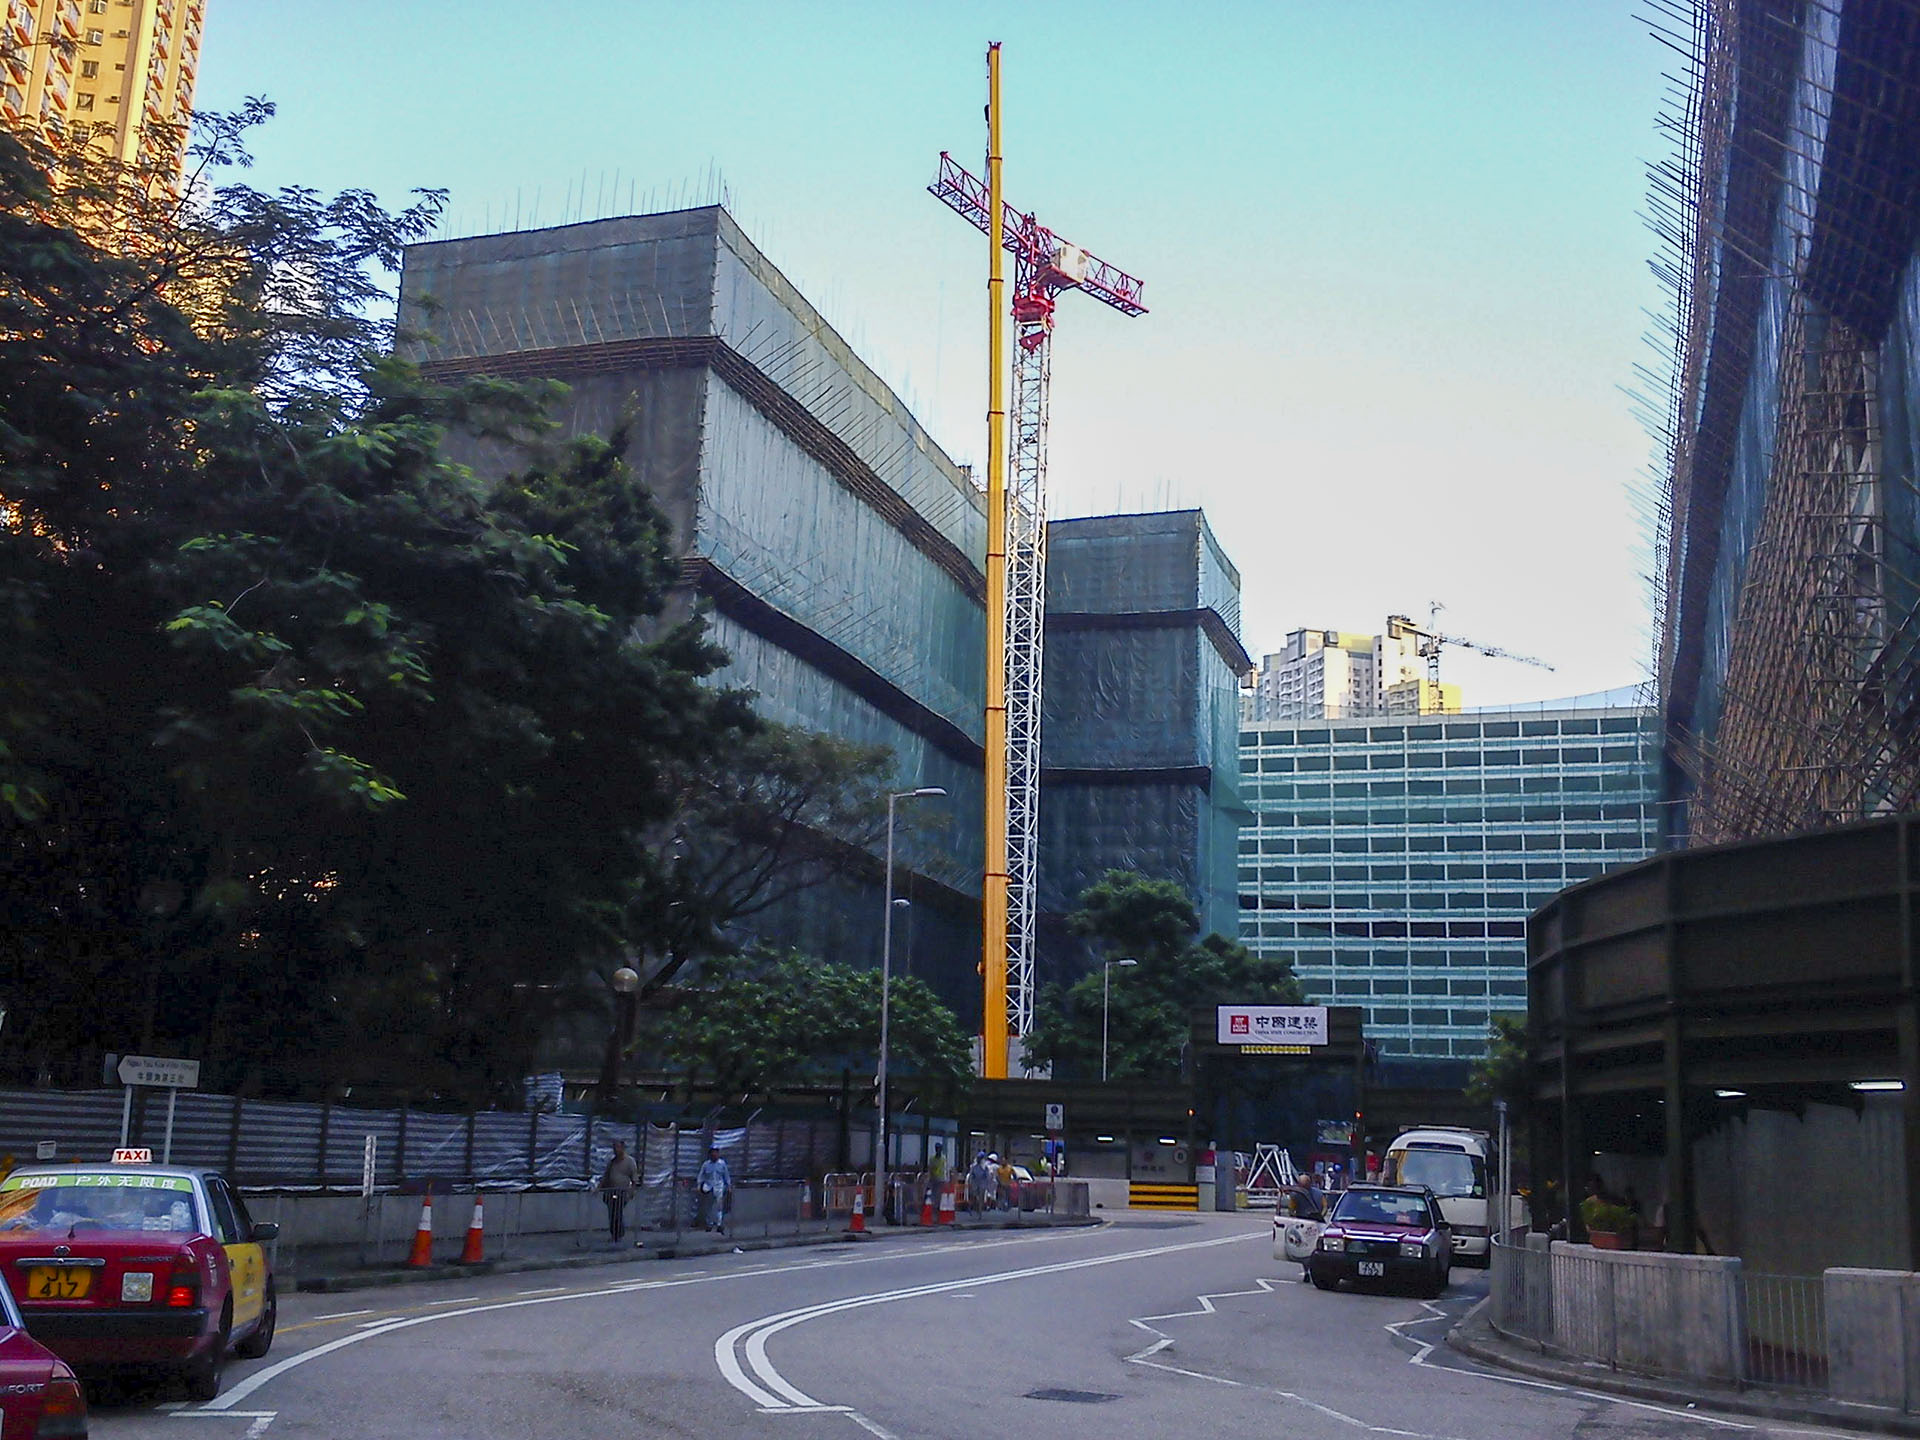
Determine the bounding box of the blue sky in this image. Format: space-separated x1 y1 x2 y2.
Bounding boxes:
198 3 1670 706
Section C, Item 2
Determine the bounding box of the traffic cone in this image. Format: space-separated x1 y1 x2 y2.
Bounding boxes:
920 1187 934 1227
849 1187 866 1234
459 1194 485 1264
939 1184 956 1225
406 1192 434 1268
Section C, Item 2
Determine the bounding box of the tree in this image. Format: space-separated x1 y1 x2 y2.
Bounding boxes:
653 948 971 1097
1465 1014 1530 1115
1023 871 1303 1080
628 723 893 1000
0 110 758 1100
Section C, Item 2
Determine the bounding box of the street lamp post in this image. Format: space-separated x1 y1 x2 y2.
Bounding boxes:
598 966 640 1105
1101 958 1138 1083
878 785 946 1225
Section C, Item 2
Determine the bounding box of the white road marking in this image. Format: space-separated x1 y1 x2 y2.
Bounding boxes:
309 1308 373 1320
167 1411 277 1433
199 1225 1101 1411
716 1230 1260 1413
845 1410 900 1438
512 1286 569 1296
422 1294 481 1305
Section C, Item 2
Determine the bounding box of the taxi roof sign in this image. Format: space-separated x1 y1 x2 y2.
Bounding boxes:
111 1147 153 1164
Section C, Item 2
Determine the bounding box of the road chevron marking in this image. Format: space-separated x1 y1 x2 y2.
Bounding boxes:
1126 1272 1766 1439
714 1230 1262 1412
195 1228 1088 1413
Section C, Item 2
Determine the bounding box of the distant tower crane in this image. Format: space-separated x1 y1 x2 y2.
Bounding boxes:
1387 605 1555 686
930 43 1147 1079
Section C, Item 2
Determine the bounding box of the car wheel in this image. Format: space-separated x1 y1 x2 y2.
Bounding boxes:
1308 1265 1334 1291
236 1282 277 1360
184 1307 231 1402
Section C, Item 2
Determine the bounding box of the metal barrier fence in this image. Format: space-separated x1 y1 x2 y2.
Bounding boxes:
1741 1272 1827 1392
0 1086 838 1193
1488 1232 1553 1346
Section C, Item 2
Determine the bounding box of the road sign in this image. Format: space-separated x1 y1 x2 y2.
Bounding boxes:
34 1141 55 1161
116 1055 200 1089
1044 1102 1064 1131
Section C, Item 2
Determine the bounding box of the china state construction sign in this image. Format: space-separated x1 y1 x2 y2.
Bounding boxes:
1216 1005 1328 1046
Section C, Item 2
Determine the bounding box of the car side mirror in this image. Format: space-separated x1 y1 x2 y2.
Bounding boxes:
250 1221 279 1242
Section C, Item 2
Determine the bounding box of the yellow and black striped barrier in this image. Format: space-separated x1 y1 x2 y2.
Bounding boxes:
1129 1182 1199 1211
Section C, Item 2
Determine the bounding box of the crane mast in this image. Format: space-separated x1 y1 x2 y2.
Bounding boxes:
931 47 1146 1076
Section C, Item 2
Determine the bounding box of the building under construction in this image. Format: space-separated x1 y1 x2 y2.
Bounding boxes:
396 209 1247 1024
1653 0 1920 840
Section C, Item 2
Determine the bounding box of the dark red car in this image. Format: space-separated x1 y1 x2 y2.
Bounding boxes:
1307 1183 1453 1298
0 1256 87 1437
0 1164 277 1401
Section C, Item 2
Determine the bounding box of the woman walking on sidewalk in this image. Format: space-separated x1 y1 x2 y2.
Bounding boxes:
601 1139 639 1246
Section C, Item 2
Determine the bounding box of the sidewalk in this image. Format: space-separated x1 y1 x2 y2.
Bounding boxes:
1447 1298 1920 1438
290 1210 1100 1294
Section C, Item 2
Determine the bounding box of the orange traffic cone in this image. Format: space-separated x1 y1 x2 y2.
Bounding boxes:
920 1187 934 1226
406 1192 434 1268
849 1187 866 1234
939 1184 956 1225
459 1194 485 1264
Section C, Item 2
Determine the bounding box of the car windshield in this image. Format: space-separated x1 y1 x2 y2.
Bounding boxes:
0 1174 200 1234
1388 1147 1486 1199
1334 1190 1433 1228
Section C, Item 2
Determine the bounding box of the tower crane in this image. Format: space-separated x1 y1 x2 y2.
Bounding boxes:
1386 609 1556 685
930 44 1146 1079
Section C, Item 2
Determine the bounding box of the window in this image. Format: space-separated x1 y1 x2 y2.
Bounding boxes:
204 1178 243 1243
88 0 107 11
86 28 103 43
75 92 94 109
81 60 98 77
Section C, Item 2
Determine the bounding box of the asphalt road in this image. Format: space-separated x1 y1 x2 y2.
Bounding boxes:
80 1212 1863 1440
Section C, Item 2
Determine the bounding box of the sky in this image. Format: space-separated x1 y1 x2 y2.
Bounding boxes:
196 2 1672 707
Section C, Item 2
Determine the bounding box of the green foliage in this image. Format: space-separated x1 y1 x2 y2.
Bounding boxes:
1580 1195 1635 1235
1464 1014 1530 1114
630 722 894 997
0 110 784 1101
654 948 971 1096
1024 870 1304 1080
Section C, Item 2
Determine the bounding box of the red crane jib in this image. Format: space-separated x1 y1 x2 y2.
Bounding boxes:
929 152 1147 318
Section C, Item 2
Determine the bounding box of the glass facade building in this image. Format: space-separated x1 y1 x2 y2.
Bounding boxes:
1237 697 1661 1061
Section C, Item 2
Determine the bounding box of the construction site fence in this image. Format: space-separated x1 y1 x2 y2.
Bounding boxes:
0 1086 841 1194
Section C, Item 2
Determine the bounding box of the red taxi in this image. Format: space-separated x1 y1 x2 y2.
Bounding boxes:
0 1160 277 1401
1306 1183 1453 1298
0 1254 86 1438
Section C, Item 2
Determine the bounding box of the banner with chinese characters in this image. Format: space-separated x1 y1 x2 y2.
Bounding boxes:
1215 1005 1328 1046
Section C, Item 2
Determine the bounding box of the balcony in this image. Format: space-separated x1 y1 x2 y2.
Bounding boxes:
2 82 21 120
6 0 30 47
56 0 80 38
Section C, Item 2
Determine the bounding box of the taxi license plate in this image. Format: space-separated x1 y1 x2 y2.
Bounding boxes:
26 1267 93 1300
1357 1260 1386 1277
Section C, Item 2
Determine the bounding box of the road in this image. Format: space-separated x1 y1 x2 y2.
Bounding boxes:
83 1212 1859 1440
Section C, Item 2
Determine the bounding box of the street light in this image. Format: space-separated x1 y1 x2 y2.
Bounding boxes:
878 786 946 1225
597 966 640 1105
1102 958 1138 1083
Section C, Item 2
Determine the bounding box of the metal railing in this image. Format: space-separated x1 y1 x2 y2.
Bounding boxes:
1488 1231 1553 1346
1741 1272 1827 1392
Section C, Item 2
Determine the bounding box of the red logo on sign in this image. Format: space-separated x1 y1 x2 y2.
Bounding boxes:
1229 1015 1250 1035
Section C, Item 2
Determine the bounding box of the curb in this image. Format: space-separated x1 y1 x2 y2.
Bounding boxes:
1446 1300 1920 1438
293 1214 1102 1294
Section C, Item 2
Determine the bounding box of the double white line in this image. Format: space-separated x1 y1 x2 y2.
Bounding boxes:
714 1230 1258 1414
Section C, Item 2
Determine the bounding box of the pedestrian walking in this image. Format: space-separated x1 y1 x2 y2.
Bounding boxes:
928 1140 949 1214
995 1153 1014 1211
966 1151 992 1218
601 1139 639 1246
696 1143 733 1233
